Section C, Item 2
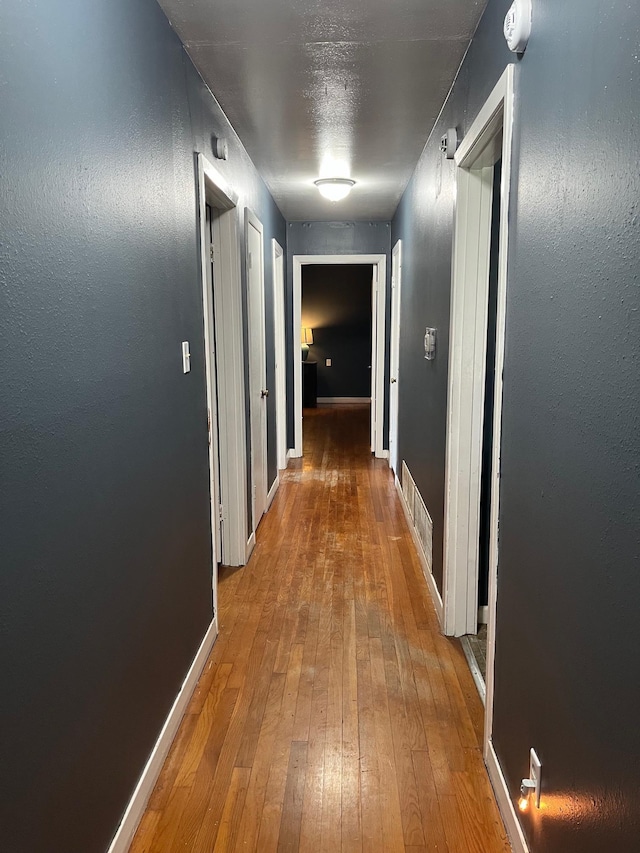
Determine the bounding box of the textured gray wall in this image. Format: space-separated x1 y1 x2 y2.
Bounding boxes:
302 265 372 398
392 0 640 850
286 221 391 443
0 1 284 851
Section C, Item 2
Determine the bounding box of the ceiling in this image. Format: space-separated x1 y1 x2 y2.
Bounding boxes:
157 0 488 220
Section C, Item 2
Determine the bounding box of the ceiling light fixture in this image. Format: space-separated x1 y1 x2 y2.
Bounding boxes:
314 178 355 202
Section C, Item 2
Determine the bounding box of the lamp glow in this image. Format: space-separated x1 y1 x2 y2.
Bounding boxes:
314 178 355 202
301 327 314 361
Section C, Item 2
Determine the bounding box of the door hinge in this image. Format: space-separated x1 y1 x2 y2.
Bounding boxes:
207 410 212 446
210 245 215 262
219 504 224 521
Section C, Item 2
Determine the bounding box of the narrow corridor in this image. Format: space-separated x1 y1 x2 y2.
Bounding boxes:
130 405 509 852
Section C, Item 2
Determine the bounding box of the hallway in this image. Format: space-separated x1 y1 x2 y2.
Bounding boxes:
130 405 510 853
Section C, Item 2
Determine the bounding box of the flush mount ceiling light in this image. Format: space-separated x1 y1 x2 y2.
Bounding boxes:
314 178 355 202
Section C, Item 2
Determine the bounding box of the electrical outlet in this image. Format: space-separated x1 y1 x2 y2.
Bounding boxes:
326 358 332 367
529 748 542 808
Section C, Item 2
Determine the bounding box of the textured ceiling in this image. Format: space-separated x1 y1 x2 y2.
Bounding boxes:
157 0 488 220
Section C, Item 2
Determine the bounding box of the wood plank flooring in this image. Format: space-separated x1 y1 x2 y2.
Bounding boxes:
130 404 510 853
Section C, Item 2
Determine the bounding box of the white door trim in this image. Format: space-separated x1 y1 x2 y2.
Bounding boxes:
292 254 387 459
245 208 268 533
272 239 287 471
442 63 520 845
197 153 248 569
388 240 403 474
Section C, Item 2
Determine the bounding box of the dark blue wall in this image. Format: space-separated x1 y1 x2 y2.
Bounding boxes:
302 265 372 398
286 221 391 444
392 0 640 850
0 1 284 851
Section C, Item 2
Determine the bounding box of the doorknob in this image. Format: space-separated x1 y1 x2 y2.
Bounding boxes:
261 389 269 398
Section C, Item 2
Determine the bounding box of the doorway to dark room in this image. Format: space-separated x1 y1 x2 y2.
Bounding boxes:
300 265 373 434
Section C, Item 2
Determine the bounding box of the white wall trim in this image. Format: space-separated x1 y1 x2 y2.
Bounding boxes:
197 153 248 568
460 635 486 705
317 396 371 404
292 254 387 459
388 240 403 473
441 66 519 849
443 66 515 644
266 474 279 509
285 449 292 466
107 619 218 853
246 531 256 561
245 208 268 533
395 474 444 624
272 239 287 472
485 739 530 853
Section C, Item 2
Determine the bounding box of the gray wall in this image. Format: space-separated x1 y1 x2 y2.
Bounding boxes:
0 1 285 851
302 265 372 398
286 221 391 442
392 1 640 850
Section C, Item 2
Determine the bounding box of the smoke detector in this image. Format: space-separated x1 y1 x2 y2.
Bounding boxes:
439 128 458 160
504 0 532 53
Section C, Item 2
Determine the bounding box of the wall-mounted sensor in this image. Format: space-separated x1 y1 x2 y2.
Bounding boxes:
424 327 437 361
439 128 458 160
212 136 228 160
504 0 532 53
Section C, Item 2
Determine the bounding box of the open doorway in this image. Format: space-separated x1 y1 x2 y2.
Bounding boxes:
301 265 373 433
197 153 249 591
441 69 518 830
292 254 387 459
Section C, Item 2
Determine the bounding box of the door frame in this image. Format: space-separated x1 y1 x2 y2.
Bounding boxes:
388 240 403 475
245 208 268 538
442 68 523 850
197 153 248 573
272 239 287 472
291 254 387 459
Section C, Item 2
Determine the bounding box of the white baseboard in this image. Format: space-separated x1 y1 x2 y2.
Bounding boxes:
285 449 291 466
246 531 256 560
317 396 371 404
289 447 302 459
377 449 389 460
485 739 530 853
266 475 279 509
394 474 444 626
107 618 218 853
460 635 486 706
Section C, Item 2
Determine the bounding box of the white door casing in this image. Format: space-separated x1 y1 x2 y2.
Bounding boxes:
389 240 403 474
442 66 529 853
197 154 248 572
246 210 268 530
292 254 387 459
204 204 223 565
272 239 287 471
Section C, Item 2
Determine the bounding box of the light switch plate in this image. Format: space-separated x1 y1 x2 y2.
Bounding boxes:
182 341 191 373
326 358 332 367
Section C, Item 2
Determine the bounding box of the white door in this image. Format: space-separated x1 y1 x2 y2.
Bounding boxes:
205 205 223 565
272 241 287 471
246 213 268 528
389 241 403 474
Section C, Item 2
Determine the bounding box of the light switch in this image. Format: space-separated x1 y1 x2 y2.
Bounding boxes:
326 358 332 367
182 341 191 373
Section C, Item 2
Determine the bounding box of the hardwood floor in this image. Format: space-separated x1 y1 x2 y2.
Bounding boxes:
129 404 510 853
